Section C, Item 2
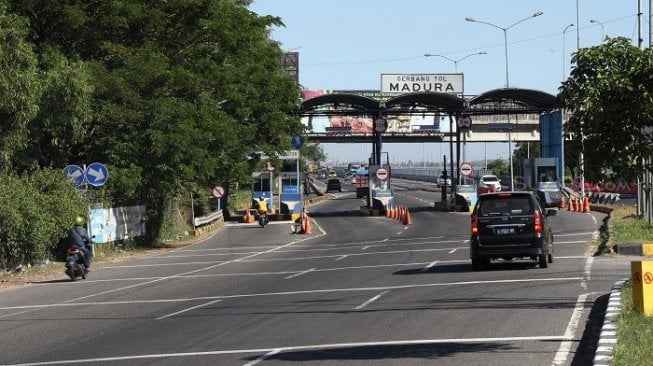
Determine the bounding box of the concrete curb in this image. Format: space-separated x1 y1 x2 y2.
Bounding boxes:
593 279 627 366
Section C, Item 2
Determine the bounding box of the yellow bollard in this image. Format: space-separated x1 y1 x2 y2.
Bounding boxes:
631 261 653 316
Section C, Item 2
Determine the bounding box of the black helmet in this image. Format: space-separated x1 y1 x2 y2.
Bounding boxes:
259 197 265 201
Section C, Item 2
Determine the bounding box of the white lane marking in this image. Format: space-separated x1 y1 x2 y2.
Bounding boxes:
63 230 325 304
335 255 349 261
396 231 403 235
361 246 370 250
156 299 222 320
554 231 598 237
553 240 590 244
552 292 599 366
448 248 457 254
242 348 282 366
581 256 594 290
284 268 315 279
355 290 389 310
5 335 567 365
1 276 582 311
422 261 439 272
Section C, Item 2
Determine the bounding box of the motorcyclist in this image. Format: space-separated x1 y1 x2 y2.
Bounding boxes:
256 197 268 222
68 216 92 272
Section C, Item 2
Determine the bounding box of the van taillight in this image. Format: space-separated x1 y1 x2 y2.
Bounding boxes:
471 214 479 235
534 210 543 233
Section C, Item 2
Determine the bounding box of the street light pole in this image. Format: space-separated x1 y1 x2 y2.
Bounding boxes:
590 19 606 41
423 51 487 73
466 11 543 191
465 11 543 88
562 24 575 81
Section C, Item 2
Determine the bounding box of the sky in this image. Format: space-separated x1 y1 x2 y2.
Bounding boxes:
248 0 650 165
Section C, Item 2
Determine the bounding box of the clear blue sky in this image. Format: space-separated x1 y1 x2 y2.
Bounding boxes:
249 1 649 165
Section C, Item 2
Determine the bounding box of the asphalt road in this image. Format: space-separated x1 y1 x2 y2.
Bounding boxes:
0 181 633 366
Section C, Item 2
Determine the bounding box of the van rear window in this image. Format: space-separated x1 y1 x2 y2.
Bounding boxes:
478 196 532 216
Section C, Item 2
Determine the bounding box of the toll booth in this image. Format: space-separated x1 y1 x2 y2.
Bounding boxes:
279 171 303 220
251 171 273 209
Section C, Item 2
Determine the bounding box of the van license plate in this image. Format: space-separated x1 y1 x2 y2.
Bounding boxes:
497 228 515 235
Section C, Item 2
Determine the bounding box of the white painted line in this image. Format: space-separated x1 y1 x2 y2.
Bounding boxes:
361 246 370 250
554 231 598 237
554 240 590 244
581 256 594 290
6 335 567 365
355 290 388 310
1 276 582 311
422 261 439 272
284 268 315 279
448 248 457 254
156 299 222 320
552 292 599 365
335 255 348 261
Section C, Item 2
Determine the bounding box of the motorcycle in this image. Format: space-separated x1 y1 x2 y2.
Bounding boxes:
258 210 269 227
65 245 89 281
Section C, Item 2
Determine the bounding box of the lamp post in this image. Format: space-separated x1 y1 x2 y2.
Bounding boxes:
465 11 543 88
562 24 575 81
466 11 543 191
423 51 487 73
590 19 606 41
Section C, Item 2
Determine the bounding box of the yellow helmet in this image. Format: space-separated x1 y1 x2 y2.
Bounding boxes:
75 216 85 226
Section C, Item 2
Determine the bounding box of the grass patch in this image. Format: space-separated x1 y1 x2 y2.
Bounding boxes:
609 205 653 244
613 281 653 366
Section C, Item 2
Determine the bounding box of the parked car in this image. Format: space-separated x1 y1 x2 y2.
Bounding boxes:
478 174 501 192
470 191 556 270
325 178 341 193
437 175 452 187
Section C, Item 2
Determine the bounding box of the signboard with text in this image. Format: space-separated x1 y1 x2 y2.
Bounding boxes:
381 73 463 94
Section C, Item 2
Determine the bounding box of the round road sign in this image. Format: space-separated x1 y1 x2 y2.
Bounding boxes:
457 114 472 129
376 167 389 180
212 185 225 198
374 118 388 133
460 163 473 176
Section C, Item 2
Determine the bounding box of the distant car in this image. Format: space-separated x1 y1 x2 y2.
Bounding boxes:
325 178 341 193
470 191 556 270
479 174 501 192
437 175 452 187
328 170 337 178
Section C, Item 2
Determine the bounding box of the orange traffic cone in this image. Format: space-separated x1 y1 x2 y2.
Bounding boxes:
559 196 566 209
403 207 412 225
304 215 312 234
398 205 405 221
386 206 392 218
567 197 573 211
244 209 251 223
583 196 591 213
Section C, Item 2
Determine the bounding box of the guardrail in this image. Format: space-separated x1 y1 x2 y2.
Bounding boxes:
193 209 223 227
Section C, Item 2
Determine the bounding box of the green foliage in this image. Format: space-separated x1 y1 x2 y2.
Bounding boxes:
613 283 653 366
486 159 509 176
0 169 87 269
559 37 653 181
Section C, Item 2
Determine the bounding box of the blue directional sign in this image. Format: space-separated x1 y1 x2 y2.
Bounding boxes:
63 165 85 187
85 162 109 187
291 135 304 149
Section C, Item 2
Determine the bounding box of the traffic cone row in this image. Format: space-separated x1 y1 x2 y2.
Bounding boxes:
564 196 591 213
386 204 412 225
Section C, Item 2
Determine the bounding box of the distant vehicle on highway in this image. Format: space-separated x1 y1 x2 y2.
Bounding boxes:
325 178 341 193
328 170 337 178
437 175 451 187
478 174 501 193
470 191 556 270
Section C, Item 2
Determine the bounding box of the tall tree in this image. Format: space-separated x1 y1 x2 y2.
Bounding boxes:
558 37 653 181
0 4 41 171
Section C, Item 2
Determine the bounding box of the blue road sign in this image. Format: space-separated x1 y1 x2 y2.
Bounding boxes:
291 135 304 149
85 162 109 187
63 165 85 187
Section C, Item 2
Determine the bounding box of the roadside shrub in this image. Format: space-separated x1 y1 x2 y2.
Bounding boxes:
0 169 87 269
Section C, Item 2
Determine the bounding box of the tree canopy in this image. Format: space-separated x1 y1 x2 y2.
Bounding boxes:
0 0 307 242
558 37 653 180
